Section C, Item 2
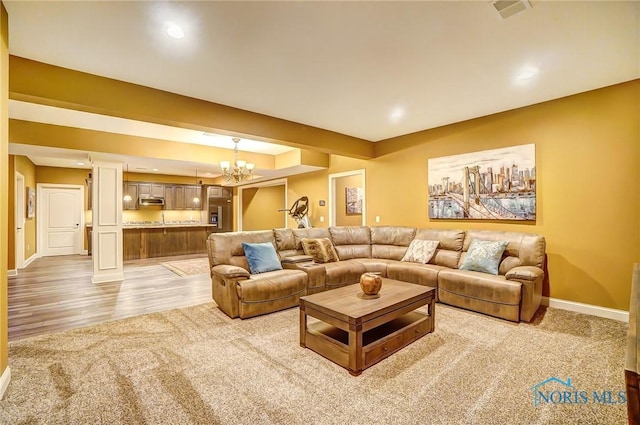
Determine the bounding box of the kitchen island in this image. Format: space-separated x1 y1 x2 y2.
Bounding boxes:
122 222 217 260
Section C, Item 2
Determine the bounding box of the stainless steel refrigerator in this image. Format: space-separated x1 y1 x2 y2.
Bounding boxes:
208 195 233 232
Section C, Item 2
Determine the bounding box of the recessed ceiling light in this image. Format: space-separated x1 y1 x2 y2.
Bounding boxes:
165 22 184 39
516 68 538 81
152 168 159 172
76 162 85 166
390 107 405 122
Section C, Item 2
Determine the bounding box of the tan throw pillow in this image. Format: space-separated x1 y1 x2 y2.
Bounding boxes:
401 239 439 264
301 238 340 263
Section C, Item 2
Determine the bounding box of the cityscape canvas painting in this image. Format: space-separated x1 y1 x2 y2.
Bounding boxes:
428 144 536 220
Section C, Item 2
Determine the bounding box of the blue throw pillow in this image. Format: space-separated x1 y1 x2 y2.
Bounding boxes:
459 239 509 275
242 242 283 274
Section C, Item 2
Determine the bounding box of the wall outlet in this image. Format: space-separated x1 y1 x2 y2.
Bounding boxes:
319 216 325 223
375 216 381 223
27 244 30 251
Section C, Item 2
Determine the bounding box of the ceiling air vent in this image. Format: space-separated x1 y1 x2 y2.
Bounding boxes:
492 0 532 19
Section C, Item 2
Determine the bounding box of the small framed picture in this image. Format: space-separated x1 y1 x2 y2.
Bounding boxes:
345 187 362 215
27 187 35 218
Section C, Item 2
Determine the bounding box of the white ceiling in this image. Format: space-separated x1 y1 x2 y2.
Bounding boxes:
4 1 639 177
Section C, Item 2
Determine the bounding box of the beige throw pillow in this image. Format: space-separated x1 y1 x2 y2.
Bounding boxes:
301 238 340 263
401 239 439 264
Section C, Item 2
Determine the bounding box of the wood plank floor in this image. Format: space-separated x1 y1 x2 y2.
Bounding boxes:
7 254 212 341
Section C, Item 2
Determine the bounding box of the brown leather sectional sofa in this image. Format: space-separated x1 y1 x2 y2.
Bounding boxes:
206 225 546 322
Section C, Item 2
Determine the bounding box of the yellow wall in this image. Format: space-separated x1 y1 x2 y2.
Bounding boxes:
1 0 9 386
242 185 286 231
335 174 363 226
289 81 640 311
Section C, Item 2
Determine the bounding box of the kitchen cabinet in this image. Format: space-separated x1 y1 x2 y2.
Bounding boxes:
164 184 201 210
208 185 232 198
123 183 139 210
118 182 205 210
184 185 202 210
138 183 165 198
123 229 141 260
187 227 209 254
164 185 185 210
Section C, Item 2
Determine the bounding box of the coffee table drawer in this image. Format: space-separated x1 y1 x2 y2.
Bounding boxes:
364 332 404 366
402 314 433 345
363 311 431 368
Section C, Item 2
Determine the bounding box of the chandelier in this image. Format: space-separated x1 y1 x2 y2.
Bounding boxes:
220 137 255 183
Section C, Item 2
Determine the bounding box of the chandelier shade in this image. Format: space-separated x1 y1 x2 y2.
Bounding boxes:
220 138 254 183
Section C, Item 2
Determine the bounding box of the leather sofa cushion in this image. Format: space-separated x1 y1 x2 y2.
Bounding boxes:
329 226 371 245
236 269 307 302
372 245 407 261
353 258 394 276
438 269 521 305
371 226 416 260
462 230 546 272
414 228 465 269
208 230 274 267
370 226 416 246
386 262 442 287
415 228 464 251
329 226 372 260
334 244 372 260
273 228 296 251
292 228 332 250
323 261 367 288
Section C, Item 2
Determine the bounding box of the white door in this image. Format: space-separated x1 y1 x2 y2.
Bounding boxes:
39 185 84 256
15 172 25 268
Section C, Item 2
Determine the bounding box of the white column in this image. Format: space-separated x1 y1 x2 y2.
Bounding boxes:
91 161 124 283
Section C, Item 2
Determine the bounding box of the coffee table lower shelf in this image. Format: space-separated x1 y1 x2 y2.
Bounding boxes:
304 311 432 375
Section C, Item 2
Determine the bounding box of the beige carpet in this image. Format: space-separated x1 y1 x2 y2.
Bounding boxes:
0 303 628 424
161 257 210 276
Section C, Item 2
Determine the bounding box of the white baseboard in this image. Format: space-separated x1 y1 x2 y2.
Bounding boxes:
91 271 124 284
82 249 88 256
0 367 10 400
542 296 629 323
7 269 17 277
24 253 37 268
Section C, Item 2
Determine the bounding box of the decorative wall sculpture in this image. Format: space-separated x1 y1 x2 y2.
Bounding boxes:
428 144 536 220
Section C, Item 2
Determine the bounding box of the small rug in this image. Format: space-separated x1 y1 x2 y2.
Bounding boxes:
161 257 210 276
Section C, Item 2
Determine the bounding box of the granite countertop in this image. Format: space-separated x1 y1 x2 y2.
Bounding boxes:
86 222 216 229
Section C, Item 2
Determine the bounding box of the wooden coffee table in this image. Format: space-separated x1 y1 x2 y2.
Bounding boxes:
299 278 435 376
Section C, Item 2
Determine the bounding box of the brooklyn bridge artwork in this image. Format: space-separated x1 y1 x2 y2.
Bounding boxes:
428 144 536 220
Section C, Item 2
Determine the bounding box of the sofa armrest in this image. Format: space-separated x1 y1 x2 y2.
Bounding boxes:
506 266 544 322
212 264 251 281
505 266 544 282
210 265 250 319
